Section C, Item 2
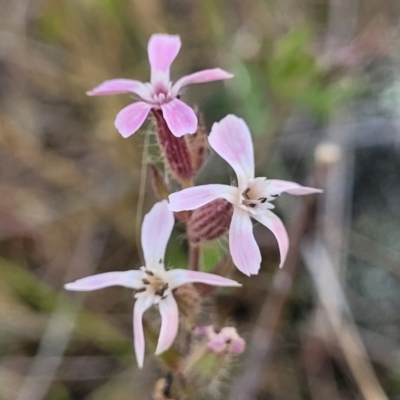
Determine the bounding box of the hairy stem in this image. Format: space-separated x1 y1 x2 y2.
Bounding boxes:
188 243 200 271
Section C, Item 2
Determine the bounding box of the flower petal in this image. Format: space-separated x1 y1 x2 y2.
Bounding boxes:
115 101 152 138
64 271 142 291
141 200 174 269
148 34 181 83
87 79 150 99
133 295 154 368
229 207 261 275
168 184 238 211
171 68 234 96
210 327 246 354
268 179 324 196
155 295 179 355
167 269 241 289
161 99 197 137
209 115 255 187
252 210 289 268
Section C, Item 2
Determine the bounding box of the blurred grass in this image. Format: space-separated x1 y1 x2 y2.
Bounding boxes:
0 255 133 355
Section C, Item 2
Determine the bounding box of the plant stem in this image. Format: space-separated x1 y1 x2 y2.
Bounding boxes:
188 243 200 271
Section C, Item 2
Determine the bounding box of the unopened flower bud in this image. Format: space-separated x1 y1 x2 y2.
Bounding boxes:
182 325 245 392
173 283 201 328
152 109 194 187
187 199 233 243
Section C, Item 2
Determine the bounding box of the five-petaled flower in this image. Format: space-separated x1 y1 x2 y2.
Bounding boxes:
64 200 241 368
87 34 233 138
168 115 323 276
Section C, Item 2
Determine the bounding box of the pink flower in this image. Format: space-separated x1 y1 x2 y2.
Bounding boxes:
195 325 246 354
64 200 240 368
168 115 323 276
87 34 233 138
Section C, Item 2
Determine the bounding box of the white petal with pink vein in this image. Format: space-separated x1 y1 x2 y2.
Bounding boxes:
64 271 142 291
267 179 324 196
156 296 179 355
252 210 289 268
141 200 174 269
168 184 238 211
208 114 255 187
133 295 154 369
229 207 261 275
167 269 242 289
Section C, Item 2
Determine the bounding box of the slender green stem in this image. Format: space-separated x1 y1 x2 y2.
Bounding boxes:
135 131 150 265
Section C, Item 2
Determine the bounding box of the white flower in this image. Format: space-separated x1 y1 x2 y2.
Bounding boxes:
65 200 241 368
168 115 323 275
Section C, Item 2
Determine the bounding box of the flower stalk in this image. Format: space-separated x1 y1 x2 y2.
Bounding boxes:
188 243 200 271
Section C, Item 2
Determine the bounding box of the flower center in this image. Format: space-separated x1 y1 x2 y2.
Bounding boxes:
240 177 278 210
242 187 268 208
136 267 170 299
150 82 172 106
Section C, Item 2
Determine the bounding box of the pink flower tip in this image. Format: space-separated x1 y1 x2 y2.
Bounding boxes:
195 325 246 355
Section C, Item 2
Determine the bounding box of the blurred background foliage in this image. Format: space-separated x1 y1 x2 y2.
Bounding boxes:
1 0 400 399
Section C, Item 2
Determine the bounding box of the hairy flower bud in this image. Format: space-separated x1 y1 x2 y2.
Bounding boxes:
181 325 245 393
182 344 226 391
187 199 233 243
173 283 201 328
152 109 194 187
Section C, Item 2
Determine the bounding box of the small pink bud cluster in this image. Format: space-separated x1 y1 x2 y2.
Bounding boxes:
178 325 246 394
195 325 246 355
64 33 323 397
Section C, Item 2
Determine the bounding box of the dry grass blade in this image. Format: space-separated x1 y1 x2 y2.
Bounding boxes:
301 238 388 400
15 225 108 400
